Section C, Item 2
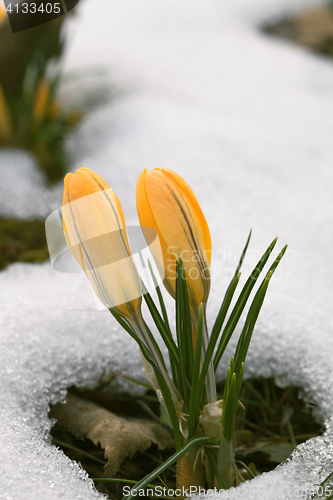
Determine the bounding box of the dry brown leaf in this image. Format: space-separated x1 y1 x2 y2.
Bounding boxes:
50 393 174 477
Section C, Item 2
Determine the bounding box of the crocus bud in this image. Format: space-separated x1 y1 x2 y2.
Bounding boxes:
136 168 211 319
62 167 142 319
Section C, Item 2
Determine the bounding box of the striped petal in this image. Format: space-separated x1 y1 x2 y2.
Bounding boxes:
63 168 142 318
136 168 211 318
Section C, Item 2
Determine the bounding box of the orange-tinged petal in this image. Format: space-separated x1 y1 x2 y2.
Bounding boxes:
63 168 142 318
0 3 6 23
162 168 212 265
136 168 211 318
136 169 176 298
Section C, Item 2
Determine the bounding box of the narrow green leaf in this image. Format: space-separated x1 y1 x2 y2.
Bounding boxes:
233 272 271 374
109 308 139 342
210 272 241 357
175 260 189 405
210 229 251 346
201 305 217 404
188 304 204 438
147 259 171 330
110 308 181 448
205 448 227 489
179 258 193 379
224 372 237 441
233 244 287 376
196 272 241 411
139 341 183 450
234 229 252 277
93 478 158 487
236 362 244 396
122 436 216 500
242 379 269 408
143 290 179 367
214 237 278 371
140 316 169 371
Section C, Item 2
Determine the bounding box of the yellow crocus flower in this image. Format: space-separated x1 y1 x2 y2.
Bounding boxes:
62 167 181 404
62 167 143 320
136 168 212 321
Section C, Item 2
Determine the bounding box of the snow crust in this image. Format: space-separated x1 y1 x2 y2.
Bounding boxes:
0 150 61 219
1 0 333 498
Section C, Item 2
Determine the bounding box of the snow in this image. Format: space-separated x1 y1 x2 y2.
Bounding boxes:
0 149 62 219
1 0 333 498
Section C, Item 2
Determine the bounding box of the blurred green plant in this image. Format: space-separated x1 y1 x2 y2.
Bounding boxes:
0 217 49 270
0 6 82 182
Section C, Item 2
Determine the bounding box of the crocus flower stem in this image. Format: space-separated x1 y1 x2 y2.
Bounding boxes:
201 304 217 404
126 312 181 404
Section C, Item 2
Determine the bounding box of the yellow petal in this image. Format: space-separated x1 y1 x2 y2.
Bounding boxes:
136 169 176 299
0 4 7 24
136 168 211 317
63 168 142 318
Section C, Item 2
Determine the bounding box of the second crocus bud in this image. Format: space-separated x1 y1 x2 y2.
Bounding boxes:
136 168 212 321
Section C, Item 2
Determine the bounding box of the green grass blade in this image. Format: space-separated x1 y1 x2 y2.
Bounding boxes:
266 244 288 277
234 229 252 277
143 290 179 366
195 272 241 412
179 258 193 379
210 230 251 349
139 341 182 450
233 273 271 375
110 308 180 426
221 366 232 436
236 362 244 396
109 308 139 341
223 372 238 442
122 436 216 500
205 448 227 489
213 237 278 371
147 259 171 330
188 304 204 438
202 305 217 404
210 272 241 355
175 260 189 405
233 244 287 375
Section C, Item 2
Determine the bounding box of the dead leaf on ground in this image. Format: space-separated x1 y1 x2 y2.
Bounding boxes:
50 393 174 478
